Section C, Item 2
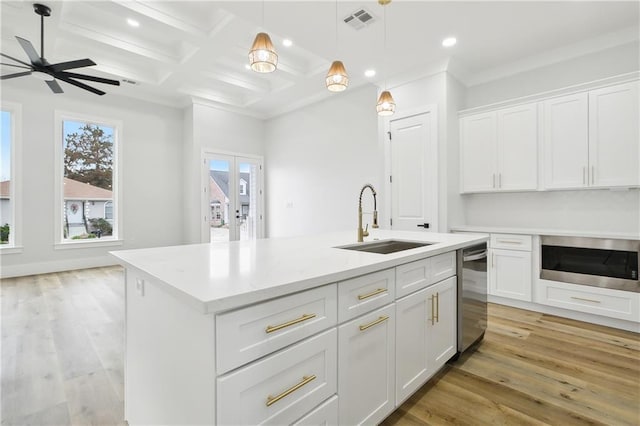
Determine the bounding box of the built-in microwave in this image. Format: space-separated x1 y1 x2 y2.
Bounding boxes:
540 236 639 293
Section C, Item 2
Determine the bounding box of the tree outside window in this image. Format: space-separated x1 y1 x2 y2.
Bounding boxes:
62 120 116 240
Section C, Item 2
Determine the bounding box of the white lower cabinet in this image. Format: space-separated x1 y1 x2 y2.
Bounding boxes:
395 276 458 404
217 329 337 426
489 248 532 301
338 304 396 426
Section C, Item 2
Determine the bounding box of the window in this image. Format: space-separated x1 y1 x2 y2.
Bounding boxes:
240 179 247 195
0 102 22 250
55 112 121 246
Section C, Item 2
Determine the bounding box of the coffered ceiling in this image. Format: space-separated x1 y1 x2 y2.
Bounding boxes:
1 1 638 118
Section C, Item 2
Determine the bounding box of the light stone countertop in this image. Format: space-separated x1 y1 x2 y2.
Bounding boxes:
111 230 487 314
449 225 639 240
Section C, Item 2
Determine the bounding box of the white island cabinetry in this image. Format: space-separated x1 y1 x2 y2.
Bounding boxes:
113 231 488 425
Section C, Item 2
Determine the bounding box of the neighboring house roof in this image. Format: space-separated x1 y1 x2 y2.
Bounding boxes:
63 178 113 200
0 180 8 198
1 178 112 200
210 171 250 204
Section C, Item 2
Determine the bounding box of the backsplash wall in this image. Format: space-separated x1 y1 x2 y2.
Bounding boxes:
462 190 639 236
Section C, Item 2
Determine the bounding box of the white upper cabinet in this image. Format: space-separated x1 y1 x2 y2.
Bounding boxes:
543 81 639 189
461 112 497 192
497 104 538 191
543 93 589 189
460 103 538 193
588 81 639 188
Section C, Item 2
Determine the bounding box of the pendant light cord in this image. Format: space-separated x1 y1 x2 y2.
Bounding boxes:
383 3 387 90
335 0 338 56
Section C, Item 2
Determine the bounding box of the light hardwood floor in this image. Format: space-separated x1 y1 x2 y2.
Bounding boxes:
1 267 639 425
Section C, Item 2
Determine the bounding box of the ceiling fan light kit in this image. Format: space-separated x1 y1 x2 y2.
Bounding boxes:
0 3 120 95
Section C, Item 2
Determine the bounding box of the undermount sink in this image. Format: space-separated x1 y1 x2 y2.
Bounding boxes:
336 239 434 254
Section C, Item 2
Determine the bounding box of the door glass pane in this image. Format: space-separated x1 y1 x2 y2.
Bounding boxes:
238 161 258 241
209 159 231 243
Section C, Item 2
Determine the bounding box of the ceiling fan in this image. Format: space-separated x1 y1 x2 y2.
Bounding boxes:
0 3 120 96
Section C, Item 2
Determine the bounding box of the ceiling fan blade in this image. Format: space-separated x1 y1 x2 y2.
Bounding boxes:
1 71 32 80
57 71 120 86
56 75 106 96
15 37 41 65
49 58 96 72
0 52 32 68
1 63 32 70
46 79 64 94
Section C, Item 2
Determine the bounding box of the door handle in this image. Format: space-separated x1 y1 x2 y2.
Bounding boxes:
416 223 430 229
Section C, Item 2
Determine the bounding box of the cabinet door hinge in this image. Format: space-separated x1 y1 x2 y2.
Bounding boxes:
387 131 392 141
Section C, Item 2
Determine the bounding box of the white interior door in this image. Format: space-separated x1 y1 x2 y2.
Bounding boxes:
202 152 263 243
389 109 438 232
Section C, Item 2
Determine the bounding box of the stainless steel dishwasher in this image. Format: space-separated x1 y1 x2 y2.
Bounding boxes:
457 243 488 353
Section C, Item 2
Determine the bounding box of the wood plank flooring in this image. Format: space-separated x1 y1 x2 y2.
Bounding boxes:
1 267 639 425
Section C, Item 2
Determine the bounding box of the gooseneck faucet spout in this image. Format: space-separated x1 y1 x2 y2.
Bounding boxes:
358 184 379 242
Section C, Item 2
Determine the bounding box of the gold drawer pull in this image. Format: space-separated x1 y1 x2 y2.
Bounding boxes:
497 240 522 245
266 375 316 407
435 292 439 323
265 313 316 334
358 288 387 300
430 295 435 325
571 296 601 304
359 315 390 331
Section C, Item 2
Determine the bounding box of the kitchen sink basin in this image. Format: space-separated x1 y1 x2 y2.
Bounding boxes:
335 239 434 254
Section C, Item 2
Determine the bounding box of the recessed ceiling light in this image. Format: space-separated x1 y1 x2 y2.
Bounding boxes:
127 18 140 28
282 39 293 47
442 37 457 47
364 69 376 77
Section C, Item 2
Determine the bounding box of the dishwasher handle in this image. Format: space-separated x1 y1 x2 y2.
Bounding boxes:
463 250 488 262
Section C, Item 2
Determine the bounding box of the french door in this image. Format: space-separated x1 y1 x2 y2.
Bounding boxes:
202 152 264 243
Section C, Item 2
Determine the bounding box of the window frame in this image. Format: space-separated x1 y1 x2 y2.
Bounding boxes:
54 111 123 249
0 101 23 253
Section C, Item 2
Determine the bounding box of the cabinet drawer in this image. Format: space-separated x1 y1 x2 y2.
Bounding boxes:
338 269 395 322
216 284 337 374
431 251 457 283
395 252 457 299
217 329 337 426
292 395 338 426
490 233 532 251
538 280 640 322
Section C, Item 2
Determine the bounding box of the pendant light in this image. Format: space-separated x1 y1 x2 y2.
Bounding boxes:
326 0 349 92
249 1 278 73
376 0 396 116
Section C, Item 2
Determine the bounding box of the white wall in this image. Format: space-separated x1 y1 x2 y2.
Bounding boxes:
0 84 184 277
265 85 380 238
445 74 467 229
182 102 264 243
458 42 640 235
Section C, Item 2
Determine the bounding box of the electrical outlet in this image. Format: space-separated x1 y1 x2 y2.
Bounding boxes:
136 278 145 297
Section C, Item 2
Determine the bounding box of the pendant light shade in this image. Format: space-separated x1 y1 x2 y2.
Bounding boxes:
376 90 396 116
249 32 278 73
326 60 349 92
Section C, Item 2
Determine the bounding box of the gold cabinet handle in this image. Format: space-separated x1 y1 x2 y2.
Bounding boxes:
359 315 389 331
571 296 601 304
429 295 435 325
357 288 387 300
435 292 439 323
266 375 316 407
265 313 316 334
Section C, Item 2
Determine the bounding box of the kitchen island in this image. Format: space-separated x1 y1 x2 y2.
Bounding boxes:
112 230 488 425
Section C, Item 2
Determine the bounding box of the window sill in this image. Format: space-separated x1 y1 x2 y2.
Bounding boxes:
0 245 24 254
54 239 124 250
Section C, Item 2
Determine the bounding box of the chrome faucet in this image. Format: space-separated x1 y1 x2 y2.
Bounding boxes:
358 184 379 242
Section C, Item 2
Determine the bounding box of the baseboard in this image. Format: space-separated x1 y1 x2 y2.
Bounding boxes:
488 295 640 333
0 256 119 278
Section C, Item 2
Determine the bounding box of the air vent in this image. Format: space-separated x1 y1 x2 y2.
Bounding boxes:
122 79 138 85
344 8 376 30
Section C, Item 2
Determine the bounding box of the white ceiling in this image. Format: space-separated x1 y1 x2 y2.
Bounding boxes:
1 1 638 118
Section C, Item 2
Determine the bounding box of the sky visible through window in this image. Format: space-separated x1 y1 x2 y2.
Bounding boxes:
63 120 114 149
1 111 11 181
210 159 250 173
